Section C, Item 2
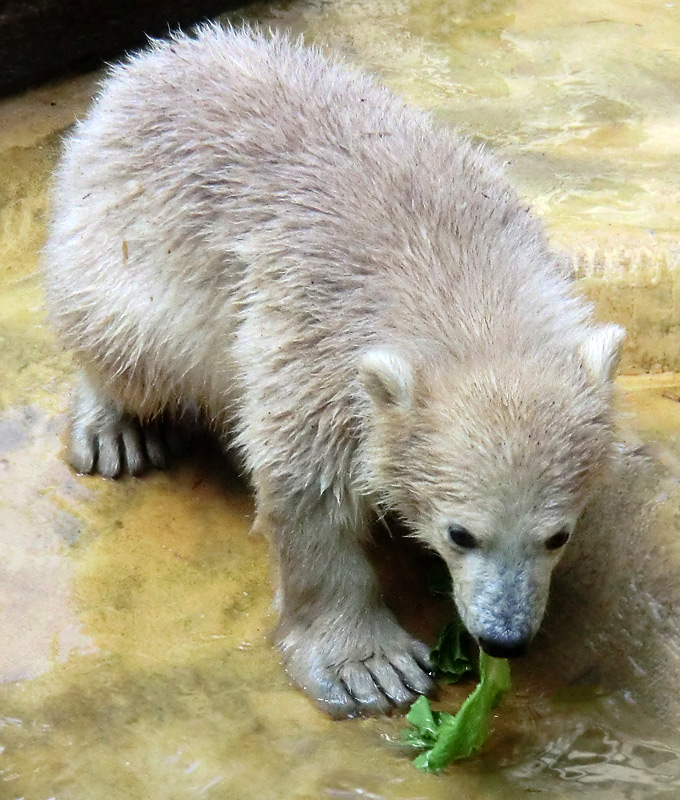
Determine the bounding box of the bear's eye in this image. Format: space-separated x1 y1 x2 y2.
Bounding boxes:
545 530 570 551
448 525 477 550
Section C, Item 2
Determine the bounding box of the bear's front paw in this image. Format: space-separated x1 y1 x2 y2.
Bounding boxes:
280 615 434 719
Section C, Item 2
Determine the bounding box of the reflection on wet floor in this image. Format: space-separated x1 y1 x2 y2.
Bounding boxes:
3 0 680 797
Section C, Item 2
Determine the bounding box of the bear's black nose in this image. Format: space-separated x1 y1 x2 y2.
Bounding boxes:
478 634 530 659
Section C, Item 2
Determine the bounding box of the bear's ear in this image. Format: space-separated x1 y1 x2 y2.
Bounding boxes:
580 324 626 384
359 349 414 410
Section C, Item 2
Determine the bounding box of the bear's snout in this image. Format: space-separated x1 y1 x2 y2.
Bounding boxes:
478 632 531 659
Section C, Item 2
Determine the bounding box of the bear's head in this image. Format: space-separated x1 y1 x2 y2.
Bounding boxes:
359 324 625 658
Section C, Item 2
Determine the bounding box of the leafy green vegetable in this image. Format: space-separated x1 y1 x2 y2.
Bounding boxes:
402 637 511 772
429 620 474 684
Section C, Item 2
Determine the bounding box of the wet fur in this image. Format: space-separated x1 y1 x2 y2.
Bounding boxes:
43 23 623 716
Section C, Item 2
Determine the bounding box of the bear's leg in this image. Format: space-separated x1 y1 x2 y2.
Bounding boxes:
69 370 171 478
261 493 434 718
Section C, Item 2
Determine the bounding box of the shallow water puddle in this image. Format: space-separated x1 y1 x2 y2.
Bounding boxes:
3 0 680 797
2 405 680 798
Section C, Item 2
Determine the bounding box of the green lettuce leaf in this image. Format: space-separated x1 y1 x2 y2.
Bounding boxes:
402 638 511 772
429 620 475 684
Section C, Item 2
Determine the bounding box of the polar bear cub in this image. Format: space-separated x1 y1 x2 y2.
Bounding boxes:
43 23 624 717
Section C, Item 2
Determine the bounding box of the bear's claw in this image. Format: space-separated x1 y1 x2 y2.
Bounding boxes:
67 373 189 478
282 621 434 719
70 415 169 478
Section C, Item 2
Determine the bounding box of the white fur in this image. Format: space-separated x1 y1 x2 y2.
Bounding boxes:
580 324 626 384
359 350 414 409
43 23 624 716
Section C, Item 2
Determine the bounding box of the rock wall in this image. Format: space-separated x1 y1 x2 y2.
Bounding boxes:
0 0 249 97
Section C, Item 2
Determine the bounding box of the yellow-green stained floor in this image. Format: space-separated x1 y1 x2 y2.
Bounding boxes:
3 1 680 797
